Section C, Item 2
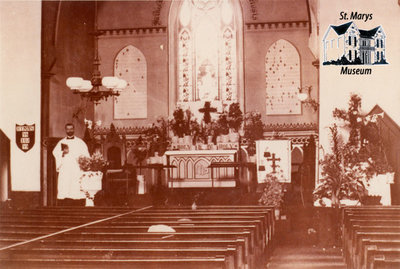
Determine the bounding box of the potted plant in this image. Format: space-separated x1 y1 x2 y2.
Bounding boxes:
244 111 264 159
147 117 170 158
313 125 368 207
227 102 243 142
78 151 108 206
217 112 230 143
170 107 186 138
133 135 148 168
331 94 393 205
258 172 285 219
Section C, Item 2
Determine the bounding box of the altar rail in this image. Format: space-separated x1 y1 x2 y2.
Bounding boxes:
165 150 237 188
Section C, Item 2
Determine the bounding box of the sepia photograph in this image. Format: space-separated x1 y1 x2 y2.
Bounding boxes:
0 0 399 268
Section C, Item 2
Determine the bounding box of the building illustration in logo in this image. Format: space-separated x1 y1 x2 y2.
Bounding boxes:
323 21 387 65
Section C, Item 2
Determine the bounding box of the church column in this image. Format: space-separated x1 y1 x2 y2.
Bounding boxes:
312 59 320 188
40 72 53 206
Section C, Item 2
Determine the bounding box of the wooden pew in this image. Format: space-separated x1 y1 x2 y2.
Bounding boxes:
0 206 272 269
354 239 400 268
372 256 400 269
25 238 247 269
0 256 230 269
0 228 254 268
0 216 264 262
342 207 400 269
342 212 400 262
346 223 400 259
0 246 238 269
364 245 400 269
352 232 400 269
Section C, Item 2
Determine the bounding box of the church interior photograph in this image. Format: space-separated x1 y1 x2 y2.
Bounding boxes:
1 0 400 268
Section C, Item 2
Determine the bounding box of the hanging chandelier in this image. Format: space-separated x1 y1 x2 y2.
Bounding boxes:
66 1 126 105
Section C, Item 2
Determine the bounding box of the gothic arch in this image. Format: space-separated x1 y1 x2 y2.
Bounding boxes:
291 146 304 164
265 39 301 115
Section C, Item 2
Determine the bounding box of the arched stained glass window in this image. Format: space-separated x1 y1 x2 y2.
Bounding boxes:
175 0 240 111
265 40 301 115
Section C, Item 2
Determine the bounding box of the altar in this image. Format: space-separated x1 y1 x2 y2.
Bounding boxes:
165 150 237 188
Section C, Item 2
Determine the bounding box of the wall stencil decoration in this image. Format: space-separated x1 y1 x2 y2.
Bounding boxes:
265 40 301 115
114 45 147 119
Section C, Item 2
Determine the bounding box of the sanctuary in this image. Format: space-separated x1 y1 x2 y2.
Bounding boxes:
38 0 320 205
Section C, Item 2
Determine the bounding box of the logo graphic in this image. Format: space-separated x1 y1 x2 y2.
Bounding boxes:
15 124 35 152
322 21 387 65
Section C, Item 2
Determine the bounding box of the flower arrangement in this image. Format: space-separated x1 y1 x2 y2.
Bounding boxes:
314 94 393 207
217 111 230 135
244 111 264 155
83 119 102 154
133 135 148 166
146 117 171 156
258 172 285 208
170 108 195 137
332 94 392 178
227 102 243 132
78 152 108 172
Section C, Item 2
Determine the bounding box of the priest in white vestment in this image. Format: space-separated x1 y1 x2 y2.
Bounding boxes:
53 123 90 201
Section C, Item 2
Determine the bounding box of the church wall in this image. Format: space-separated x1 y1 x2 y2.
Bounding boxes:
93 1 170 127
244 27 318 125
0 1 41 192
98 1 170 30
46 1 95 138
93 0 317 128
240 0 309 23
94 34 169 127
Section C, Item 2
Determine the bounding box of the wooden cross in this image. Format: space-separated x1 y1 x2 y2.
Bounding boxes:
199 101 217 124
267 153 281 173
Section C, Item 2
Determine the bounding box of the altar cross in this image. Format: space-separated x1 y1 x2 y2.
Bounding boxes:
199 101 217 124
267 153 281 173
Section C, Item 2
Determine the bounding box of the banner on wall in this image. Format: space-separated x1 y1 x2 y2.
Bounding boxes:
256 140 291 183
15 124 35 152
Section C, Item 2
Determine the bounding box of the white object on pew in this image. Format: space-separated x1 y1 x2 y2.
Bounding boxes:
192 201 197 210
178 218 192 222
178 218 194 225
147 224 176 233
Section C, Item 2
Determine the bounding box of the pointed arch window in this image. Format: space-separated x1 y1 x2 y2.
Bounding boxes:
175 0 240 108
265 40 301 115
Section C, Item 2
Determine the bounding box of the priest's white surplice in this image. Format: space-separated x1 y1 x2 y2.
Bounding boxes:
52 137 90 199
